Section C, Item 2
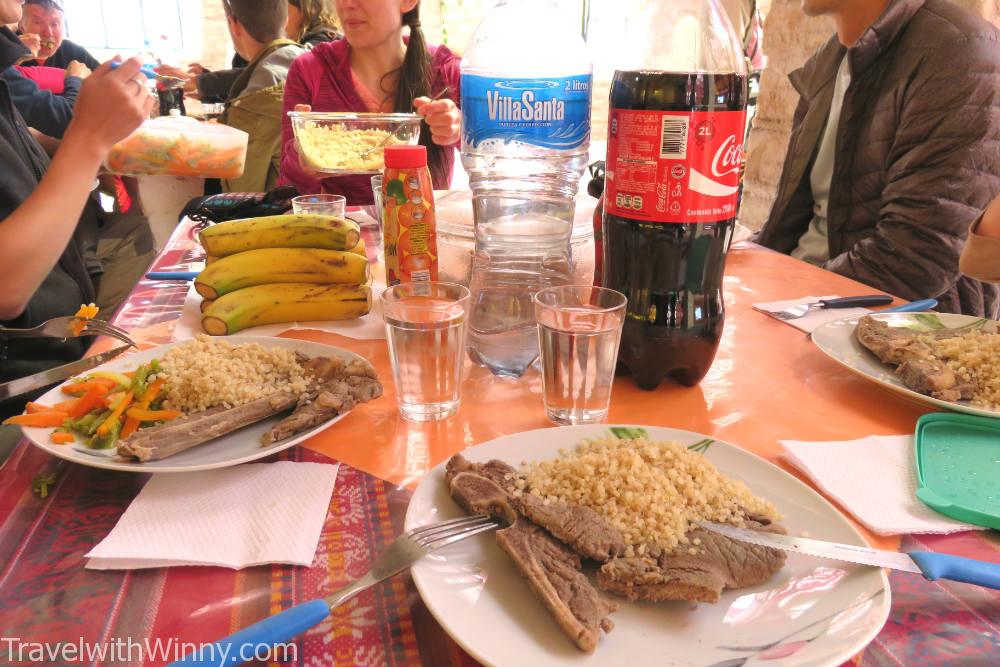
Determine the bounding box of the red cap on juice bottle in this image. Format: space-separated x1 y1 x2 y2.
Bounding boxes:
384 145 427 168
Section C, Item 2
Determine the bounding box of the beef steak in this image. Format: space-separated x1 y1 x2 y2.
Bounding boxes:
597 523 787 604
496 520 617 654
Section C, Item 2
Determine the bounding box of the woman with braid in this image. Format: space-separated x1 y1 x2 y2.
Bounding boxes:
279 0 461 204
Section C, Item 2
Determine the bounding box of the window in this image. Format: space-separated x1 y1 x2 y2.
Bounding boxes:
63 0 203 64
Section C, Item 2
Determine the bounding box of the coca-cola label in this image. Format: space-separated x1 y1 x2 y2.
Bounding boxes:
605 109 746 223
461 74 592 150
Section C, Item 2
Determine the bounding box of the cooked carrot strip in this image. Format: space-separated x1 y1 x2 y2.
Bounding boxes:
3 412 70 427
96 391 133 436
139 378 165 404
61 379 115 395
125 407 182 422
66 388 106 419
50 432 75 444
120 416 141 439
26 402 57 414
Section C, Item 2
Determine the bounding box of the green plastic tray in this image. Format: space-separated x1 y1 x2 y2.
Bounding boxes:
915 412 1000 530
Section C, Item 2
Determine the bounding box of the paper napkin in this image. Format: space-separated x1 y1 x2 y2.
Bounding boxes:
781 435 981 536
85 462 340 570
172 280 387 342
753 295 871 333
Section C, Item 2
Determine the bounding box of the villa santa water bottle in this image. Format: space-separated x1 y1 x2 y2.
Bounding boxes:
460 0 593 377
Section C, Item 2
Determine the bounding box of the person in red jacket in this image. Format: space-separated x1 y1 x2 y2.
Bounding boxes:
279 0 461 204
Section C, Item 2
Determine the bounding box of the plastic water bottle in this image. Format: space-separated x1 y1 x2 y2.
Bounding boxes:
460 0 593 377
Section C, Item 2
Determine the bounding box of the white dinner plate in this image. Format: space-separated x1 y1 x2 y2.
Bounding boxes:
811 312 999 419
406 425 890 667
21 337 368 473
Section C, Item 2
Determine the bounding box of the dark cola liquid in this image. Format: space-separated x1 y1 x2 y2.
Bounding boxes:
603 71 746 390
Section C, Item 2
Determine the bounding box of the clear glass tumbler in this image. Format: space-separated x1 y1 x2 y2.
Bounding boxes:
382 281 471 422
291 194 346 217
533 285 627 425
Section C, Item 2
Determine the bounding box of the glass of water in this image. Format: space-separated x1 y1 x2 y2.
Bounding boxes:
369 175 384 227
382 281 471 422
291 194 346 217
533 285 627 425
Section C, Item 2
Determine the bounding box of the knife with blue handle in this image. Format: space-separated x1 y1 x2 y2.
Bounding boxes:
698 522 1000 589
145 272 199 281
879 298 938 313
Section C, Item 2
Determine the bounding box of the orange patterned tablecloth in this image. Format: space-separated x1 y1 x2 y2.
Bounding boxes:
3 216 996 667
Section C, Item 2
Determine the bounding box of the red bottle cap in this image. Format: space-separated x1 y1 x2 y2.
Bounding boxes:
384 144 427 168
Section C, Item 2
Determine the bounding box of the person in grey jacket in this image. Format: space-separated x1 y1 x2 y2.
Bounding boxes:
756 0 1000 317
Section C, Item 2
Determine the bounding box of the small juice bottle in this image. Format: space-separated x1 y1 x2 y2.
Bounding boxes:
382 145 438 286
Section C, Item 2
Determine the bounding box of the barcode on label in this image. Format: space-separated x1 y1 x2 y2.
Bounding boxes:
660 116 689 159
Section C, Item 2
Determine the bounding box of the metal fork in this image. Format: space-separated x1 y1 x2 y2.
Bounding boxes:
165 514 500 667
0 315 137 347
358 86 453 161
772 295 893 320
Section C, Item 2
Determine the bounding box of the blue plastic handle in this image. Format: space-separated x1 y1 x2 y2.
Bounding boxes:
909 551 1000 589
880 298 938 313
145 271 199 281
109 60 159 79
165 599 330 666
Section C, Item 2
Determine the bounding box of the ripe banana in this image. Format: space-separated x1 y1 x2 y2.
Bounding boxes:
349 238 366 257
202 283 371 336
195 248 370 300
199 214 360 257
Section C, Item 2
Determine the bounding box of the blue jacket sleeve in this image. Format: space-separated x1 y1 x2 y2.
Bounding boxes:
1 68 77 138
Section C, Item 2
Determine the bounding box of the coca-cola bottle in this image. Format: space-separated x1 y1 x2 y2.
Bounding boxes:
602 0 748 390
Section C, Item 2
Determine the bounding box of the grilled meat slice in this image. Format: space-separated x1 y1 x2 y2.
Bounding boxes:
446 455 625 562
496 520 617 654
118 393 298 462
855 316 936 365
449 471 518 526
855 315 979 402
262 374 382 445
597 523 787 604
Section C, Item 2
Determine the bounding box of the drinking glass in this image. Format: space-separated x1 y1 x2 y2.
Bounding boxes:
533 285 627 425
291 194 346 217
382 282 471 422
369 175 384 227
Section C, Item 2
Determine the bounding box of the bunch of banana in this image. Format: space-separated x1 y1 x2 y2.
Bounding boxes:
196 214 372 335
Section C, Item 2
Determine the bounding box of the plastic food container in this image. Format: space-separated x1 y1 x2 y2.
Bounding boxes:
435 191 595 287
288 111 422 175
105 116 248 179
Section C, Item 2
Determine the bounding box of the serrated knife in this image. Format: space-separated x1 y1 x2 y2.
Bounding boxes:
698 521 1000 590
0 345 133 400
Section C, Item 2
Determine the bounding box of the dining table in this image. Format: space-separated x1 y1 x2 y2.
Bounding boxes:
0 212 997 667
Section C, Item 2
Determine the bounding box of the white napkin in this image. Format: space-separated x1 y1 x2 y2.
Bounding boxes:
85 462 340 570
781 436 981 535
172 280 387 342
753 295 871 333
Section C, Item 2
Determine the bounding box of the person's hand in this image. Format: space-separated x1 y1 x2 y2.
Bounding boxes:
290 105 324 176
65 60 91 80
980 195 1000 239
65 57 154 158
414 96 461 146
18 33 41 58
187 63 208 76
155 64 191 80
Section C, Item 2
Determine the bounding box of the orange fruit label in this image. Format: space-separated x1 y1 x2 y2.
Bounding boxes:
383 166 438 286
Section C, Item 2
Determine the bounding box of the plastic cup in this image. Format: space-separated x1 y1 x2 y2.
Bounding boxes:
291 194 346 217
382 282 470 422
533 285 627 425
370 175 384 227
